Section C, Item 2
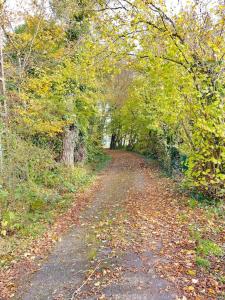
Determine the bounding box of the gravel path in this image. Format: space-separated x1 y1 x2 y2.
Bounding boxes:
15 151 176 300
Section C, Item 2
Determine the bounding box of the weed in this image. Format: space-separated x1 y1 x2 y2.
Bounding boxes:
177 213 189 223
197 239 223 257
88 248 97 261
219 276 225 284
188 198 198 209
196 256 211 268
189 224 202 241
0 152 111 266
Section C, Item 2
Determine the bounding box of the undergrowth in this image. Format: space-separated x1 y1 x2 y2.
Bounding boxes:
183 196 224 285
143 152 224 280
0 152 111 267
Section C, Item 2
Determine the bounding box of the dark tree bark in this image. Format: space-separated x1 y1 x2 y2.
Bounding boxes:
110 134 117 149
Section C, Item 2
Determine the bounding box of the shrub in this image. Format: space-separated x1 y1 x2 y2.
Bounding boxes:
186 117 225 200
0 211 21 236
3 134 56 189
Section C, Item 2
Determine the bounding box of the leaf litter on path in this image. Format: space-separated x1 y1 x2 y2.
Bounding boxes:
1 151 224 299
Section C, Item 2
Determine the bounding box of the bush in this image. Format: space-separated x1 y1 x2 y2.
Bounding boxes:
0 157 97 239
3 134 56 189
139 129 184 176
0 211 21 236
40 165 91 192
186 117 225 200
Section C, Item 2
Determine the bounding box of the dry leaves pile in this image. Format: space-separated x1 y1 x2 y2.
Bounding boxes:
79 155 224 299
124 162 225 300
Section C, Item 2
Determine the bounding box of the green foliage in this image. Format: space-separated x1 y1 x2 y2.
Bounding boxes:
88 248 98 261
188 198 199 209
0 149 110 267
0 188 9 209
196 257 211 269
0 211 21 236
29 199 46 212
4 134 56 184
0 165 91 237
196 239 223 257
103 1 225 201
92 153 111 172
0 0 224 270
219 276 225 284
189 225 202 242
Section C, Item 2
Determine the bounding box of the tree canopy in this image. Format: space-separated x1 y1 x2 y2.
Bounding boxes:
0 0 224 223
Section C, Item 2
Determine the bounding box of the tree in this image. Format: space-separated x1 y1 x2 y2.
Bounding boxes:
99 0 225 198
0 26 5 172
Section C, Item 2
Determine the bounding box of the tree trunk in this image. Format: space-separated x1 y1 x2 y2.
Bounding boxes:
110 134 116 149
0 27 6 173
74 132 87 163
61 124 79 167
0 39 6 96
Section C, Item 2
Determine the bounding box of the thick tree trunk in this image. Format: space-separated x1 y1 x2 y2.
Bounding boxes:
74 143 87 163
61 125 87 167
61 124 79 167
74 132 87 163
110 134 116 149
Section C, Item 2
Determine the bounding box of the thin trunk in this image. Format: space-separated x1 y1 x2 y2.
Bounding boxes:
122 135 126 147
0 38 6 96
0 27 6 173
181 120 196 150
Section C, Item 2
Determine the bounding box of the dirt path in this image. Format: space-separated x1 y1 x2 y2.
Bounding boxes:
15 151 177 300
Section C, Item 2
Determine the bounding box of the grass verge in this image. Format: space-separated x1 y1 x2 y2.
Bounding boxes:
0 153 111 268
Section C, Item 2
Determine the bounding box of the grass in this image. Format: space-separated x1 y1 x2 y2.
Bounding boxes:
196 239 223 257
187 198 199 209
196 256 211 269
87 247 98 261
89 152 112 173
185 196 224 278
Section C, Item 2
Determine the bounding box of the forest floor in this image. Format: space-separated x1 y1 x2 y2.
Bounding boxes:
1 151 224 300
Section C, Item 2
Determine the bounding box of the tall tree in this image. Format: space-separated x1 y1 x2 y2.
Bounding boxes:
0 0 7 172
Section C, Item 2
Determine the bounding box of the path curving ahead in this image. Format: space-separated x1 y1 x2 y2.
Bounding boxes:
15 151 177 300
